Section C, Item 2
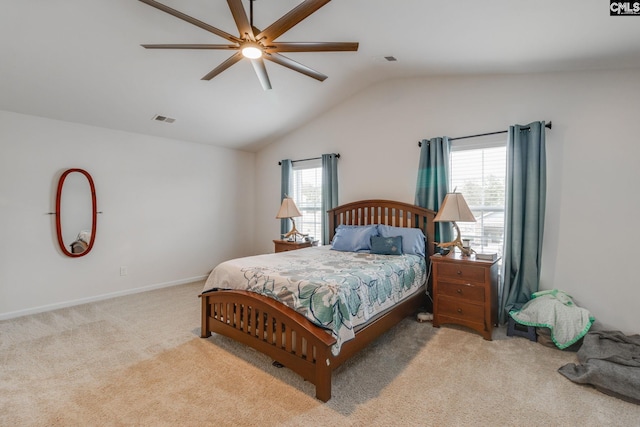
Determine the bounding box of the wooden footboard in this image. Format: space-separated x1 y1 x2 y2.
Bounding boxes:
200 288 425 401
200 289 337 401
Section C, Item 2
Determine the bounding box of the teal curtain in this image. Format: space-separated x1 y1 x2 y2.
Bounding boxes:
415 137 453 243
321 153 339 245
499 121 547 324
280 159 292 237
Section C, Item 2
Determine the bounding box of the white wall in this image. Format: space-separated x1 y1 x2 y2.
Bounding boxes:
254 68 640 335
0 111 255 318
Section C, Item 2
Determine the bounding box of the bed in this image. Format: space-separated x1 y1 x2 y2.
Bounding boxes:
199 199 436 401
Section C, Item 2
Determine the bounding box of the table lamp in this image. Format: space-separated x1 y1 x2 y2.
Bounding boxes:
276 197 307 241
434 192 477 256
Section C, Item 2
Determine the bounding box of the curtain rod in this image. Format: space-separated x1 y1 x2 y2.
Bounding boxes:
278 153 340 166
418 121 552 147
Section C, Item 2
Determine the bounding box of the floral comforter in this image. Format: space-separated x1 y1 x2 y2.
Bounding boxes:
203 246 427 354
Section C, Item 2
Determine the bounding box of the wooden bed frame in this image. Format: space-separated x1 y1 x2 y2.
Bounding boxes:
199 199 436 401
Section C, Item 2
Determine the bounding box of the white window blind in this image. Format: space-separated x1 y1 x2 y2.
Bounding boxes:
450 136 506 256
291 160 322 241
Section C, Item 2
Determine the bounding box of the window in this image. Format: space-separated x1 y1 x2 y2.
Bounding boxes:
449 136 506 256
291 160 322 240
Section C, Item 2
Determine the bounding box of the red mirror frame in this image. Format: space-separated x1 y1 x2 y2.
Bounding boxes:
55 168 97 257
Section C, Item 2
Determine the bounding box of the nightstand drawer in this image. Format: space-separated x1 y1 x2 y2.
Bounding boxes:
437 262 485 282
277 245 303 252
273 240 312 253
438 281 485 303
437 297 485 323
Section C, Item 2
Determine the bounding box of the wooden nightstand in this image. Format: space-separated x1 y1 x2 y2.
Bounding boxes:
431 252 500 340
273 239 312 253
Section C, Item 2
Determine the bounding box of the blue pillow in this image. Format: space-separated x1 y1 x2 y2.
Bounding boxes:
331 225 379 252
378 225 425 256
370 235 403 255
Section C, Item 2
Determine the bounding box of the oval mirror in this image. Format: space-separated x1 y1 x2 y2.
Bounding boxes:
55 169 97 257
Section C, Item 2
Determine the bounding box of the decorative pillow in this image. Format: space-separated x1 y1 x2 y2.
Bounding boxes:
370 235 403 255
331 225 379 252
378 225 426 256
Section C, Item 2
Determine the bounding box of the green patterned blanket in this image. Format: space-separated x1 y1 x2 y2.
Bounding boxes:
203 246 427 354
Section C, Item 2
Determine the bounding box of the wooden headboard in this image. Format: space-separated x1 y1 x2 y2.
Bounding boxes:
327 199 436 257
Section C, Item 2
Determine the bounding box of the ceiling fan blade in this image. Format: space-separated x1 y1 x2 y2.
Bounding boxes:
142 44 238 50
227 0 253 40
250 59 272 91
201 52 243 81
257 0 331 42
138 0 241 43
264 53 327 82
266 42 359 53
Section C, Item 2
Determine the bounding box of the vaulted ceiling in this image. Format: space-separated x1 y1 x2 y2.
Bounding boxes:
2 1 640 151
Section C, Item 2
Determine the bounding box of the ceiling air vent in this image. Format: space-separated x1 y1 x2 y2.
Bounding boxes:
152 114 176 124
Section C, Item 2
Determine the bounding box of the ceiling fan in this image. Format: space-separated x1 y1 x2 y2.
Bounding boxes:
138 0 359 90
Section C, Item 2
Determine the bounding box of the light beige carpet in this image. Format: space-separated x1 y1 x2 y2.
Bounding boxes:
1 282 638 426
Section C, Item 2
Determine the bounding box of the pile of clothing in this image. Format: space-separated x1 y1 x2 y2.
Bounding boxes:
559 330 640 405
510 289 639 404
509 289 594 349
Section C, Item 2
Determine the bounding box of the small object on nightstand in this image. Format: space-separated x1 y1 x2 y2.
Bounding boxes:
462 238 471 249
434 246 450 256
476 252 498 261
304 236 320 246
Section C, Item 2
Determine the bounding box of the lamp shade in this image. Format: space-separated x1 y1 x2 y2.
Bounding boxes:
434 192 476 223
276 197 302 219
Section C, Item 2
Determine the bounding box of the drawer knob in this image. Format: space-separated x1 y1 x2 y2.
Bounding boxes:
456 288 462 294
456 270 462 275
457 308 463 313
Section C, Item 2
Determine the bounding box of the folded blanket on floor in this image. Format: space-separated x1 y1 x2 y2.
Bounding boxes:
558 330 640 405
509 289 594 349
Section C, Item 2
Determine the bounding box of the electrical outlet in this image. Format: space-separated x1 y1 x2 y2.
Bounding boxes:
120 266 128 276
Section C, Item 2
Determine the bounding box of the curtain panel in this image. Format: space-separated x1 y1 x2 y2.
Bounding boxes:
280 159 293 237
415 137 453 243
500 121 547 323
321 153 339 245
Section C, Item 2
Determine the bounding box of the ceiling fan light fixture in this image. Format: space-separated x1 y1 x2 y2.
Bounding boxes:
138 0 359 87
241 43 263 59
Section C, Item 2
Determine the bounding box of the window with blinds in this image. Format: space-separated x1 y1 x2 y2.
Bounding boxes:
291 160 322 241
449 137 506 256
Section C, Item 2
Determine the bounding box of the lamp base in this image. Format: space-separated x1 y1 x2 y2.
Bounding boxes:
281 219 308 242
435 222 475 257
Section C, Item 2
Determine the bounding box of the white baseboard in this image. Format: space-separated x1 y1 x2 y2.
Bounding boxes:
0 275 208 321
